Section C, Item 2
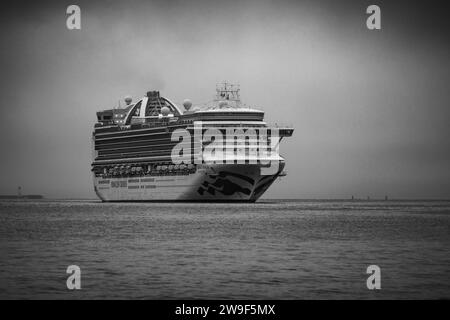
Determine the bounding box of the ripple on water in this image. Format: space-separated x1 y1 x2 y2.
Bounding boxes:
0 200 449 299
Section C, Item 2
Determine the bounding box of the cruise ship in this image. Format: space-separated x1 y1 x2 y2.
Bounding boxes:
92 83 293 202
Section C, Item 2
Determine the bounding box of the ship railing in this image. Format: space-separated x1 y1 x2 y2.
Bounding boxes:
265 122 294 129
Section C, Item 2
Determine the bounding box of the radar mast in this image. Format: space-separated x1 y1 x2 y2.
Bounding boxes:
214 82 241 108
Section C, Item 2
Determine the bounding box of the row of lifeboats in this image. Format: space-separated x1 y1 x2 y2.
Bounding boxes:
100 163 196 174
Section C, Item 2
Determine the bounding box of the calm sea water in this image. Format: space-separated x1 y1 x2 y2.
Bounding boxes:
0 200 449 299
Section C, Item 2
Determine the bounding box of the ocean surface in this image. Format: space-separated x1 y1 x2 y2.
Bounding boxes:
0 200 449 299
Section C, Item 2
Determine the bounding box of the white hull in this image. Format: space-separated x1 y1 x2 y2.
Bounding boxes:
93 163 284 202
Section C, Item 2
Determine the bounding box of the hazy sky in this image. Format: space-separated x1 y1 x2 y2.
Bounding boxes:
0 0 449 199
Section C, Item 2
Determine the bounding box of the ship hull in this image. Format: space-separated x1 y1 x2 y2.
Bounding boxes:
93 163 284 202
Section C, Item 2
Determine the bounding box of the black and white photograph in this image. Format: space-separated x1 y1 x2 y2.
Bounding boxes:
0 0 449 308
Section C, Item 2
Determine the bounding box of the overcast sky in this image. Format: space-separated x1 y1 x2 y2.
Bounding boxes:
0 0 449 199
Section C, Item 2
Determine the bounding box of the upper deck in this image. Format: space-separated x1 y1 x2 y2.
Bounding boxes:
94 84 293 138
92 84 293 167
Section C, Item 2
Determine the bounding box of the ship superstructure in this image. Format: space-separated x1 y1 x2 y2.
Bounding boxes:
92 83 293 202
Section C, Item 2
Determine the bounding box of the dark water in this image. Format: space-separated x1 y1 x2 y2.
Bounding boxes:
0 200 449 299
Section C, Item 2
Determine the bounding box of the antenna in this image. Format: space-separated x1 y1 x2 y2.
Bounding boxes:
214 82 241 107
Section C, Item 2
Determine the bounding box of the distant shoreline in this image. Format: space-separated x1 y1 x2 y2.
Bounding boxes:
0 195 43 200
1 197 450 202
